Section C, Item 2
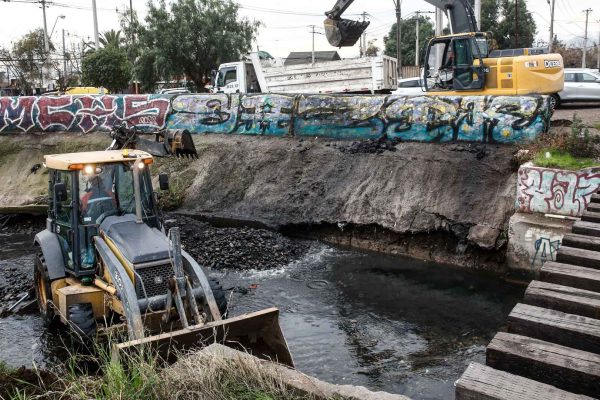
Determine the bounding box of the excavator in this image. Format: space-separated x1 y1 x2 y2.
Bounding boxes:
325 0 564 102
33 125 293 366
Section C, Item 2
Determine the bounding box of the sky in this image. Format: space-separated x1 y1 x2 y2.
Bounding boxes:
0 0 599 59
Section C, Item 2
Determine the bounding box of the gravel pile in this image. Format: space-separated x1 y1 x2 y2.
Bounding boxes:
164 215 310 271
331 137 401 154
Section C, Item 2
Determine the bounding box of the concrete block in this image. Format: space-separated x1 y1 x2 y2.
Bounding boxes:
506 213 574 275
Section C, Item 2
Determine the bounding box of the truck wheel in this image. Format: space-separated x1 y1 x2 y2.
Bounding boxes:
209 278 228 318
34 254 55 325
68 303 97 339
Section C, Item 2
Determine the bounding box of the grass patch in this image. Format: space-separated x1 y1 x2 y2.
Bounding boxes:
533 149 597 170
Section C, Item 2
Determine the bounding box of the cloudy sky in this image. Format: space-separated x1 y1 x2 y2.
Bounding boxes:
0 0 598 59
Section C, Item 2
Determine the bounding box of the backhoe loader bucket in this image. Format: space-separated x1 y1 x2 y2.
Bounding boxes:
324 17 370 47
113 308 294 368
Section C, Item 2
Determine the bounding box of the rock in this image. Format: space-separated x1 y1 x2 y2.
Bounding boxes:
467 225 501 250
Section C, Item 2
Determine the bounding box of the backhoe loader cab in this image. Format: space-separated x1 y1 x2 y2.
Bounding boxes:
34 150 293 366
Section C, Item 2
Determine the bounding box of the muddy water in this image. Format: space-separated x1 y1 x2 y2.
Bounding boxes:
0 228 522 400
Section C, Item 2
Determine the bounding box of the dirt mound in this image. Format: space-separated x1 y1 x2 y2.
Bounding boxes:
165 215 310 271
332 136 401 154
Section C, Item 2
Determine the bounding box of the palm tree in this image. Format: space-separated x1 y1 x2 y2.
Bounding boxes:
99 30 123 49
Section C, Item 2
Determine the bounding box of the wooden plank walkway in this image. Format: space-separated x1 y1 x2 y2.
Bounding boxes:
455 362 594 400
456 189 600 399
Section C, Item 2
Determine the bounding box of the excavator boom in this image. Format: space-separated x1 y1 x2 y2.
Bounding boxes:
324 0 477 47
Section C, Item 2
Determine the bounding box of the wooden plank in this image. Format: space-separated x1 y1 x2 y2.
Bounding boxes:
507 303 600 353
573 220 600 237
586 203 600 213
455 362 594 400
540 261 600 292
523 280 600 319
562 233 600 252
486 332 600 398
555 246 600 269
582 210 600 223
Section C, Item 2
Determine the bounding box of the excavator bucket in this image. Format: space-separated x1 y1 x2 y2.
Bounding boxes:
324 17 370 47
163 129 198 158
113 308 294 368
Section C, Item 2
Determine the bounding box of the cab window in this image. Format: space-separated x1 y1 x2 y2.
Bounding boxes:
217 67 237 86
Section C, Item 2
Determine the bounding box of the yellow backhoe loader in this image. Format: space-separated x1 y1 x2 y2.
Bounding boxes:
33 147 293 366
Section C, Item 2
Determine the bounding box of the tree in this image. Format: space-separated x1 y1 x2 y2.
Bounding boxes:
82 46 131 92
135 0 259 92
3 29 58 93
384 15 434 66
99 30 123 49
468 0 499 33
365 40 380 57
495 0 536 49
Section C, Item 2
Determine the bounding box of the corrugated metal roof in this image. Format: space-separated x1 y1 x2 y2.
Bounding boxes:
284 51 341 66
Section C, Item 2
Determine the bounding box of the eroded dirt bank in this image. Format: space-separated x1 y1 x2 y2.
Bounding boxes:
0 133 517 271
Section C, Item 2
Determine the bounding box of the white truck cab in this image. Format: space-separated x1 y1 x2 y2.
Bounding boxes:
214 60 261 94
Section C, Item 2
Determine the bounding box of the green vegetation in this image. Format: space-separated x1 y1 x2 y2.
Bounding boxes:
0 341 318 400
518 113 600 170
533 150 596 170
82 45 132 93
133 0 260 92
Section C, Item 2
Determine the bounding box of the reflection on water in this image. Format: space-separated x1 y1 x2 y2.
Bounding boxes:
0 230 522 400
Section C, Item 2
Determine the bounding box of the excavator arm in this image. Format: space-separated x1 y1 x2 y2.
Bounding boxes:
107 122 198 158
324 0 478 48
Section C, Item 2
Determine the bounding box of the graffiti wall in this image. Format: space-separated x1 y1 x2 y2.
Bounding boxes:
517 164 600 217
0 93 551 143
0 95 170 133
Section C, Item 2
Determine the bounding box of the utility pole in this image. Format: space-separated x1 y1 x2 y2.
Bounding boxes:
92 0 100 49
415 11 434 67
309 25 316 66
361 11 368 57
62 29 67 87
582 9 593 68
548 0 556 52
515 0 519 48
41 0 49 53
597 21 600 72
393 0 402 79
474 0 481 30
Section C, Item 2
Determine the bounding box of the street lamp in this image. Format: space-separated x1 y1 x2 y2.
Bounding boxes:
50 15 66 41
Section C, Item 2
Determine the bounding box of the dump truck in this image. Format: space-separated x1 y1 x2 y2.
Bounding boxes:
324 0 564 104
212 52 398 94
33 146 293 365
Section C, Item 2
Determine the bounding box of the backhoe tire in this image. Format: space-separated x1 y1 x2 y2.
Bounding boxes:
209 278 228 318
550 94 560 112
68 303 96 340
34 254 55 325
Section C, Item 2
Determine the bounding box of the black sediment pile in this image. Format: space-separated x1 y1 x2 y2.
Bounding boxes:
165 215 310 271
332 136 401 154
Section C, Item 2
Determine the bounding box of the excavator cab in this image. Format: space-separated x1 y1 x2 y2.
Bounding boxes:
424 33 488 92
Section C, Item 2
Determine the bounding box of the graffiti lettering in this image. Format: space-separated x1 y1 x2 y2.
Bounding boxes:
0 93 551 142
517 165 600 217
0 97 36 132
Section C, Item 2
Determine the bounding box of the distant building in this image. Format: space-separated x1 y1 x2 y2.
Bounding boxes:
284 51 341 66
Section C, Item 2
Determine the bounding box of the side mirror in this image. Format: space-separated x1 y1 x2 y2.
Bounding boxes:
54 182 67 202
159 173 169 191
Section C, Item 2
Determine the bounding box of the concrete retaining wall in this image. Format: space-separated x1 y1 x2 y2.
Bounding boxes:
516 163 600 217
0 93 551 142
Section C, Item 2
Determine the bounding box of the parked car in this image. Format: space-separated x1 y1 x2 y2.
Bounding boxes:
158 87 191 95
392 77 426 96
552 68 600 108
